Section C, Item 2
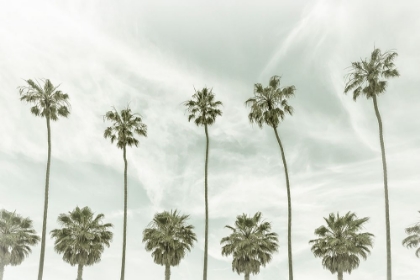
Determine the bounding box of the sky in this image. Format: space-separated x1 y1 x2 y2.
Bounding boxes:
1 0 419 279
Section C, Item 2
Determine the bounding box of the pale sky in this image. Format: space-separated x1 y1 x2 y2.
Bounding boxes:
1 0 420 279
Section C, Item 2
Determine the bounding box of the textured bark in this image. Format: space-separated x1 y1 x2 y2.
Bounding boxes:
273 127 293 280
165 263 171 280
373 95 392 280
203 124 210 280
337 271 343 280
76 264 83 280
0 263 5 280
38 116 52 280
120 145 128 280
244 272 250 280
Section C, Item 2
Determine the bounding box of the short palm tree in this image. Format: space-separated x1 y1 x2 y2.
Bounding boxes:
220 212 279 280
50 206 113 280
245 75 295 280
18 79 70 280
309 212 374 280
402 211 420 258
142 210 197 280
0 209 40 280
184 87 222 280
103 105 147 280
344 48 399 280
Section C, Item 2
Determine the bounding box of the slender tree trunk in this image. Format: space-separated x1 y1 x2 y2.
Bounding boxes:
120 145 128 280
76 264 83 280
203 124 210 280
165 263 171 280
337 271 343 280
38 116 51 280
372 95 392 280
0 263 5 280
273 127 293 280
244 272 250 280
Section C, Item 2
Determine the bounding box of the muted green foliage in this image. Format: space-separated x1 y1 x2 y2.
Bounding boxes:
220 212 278 278
402 211 420 258
309 212 374 278
184 87 222 126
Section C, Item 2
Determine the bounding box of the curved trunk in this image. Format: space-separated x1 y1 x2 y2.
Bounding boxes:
244 272 250 280
120 145 128 280
38 116 52 280
337 271 343 280
165 263 171 280
372 95 392 280
203 123 210 280
76 264 83 280
273 127 293 280
0 263 5 280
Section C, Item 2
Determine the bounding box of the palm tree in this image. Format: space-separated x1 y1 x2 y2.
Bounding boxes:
220 212 279 280
402 211 420 258
18 79 70 280
142 210 197 280
245 75 295 280
50 206 113 280
344 48 399 280
309 212 374 280
184 87 222 280
103 105 147 280
0 209 40 280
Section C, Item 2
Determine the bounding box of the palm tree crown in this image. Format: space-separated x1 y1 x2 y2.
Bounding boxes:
344 48 399 100
50 206 113 267
143 210 197 267
104 105 147 149
220 212 279 278
402 211 420 258
0 209 40 266
245 75 295 128
309 212 374 279
184 87 222 126
18 79 70 120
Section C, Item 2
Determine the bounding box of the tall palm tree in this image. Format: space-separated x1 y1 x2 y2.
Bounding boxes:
309 212 374 280
103 105 147 280
184 87 222 280
142 210 197 280
402 211 420 258
245 75 295 280
50 206 113 280
220 212 279 280
18 79 70 280
0 209 40 280
344 48 399 280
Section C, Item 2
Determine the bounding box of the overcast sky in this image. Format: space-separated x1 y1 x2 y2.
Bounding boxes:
1 0 419 279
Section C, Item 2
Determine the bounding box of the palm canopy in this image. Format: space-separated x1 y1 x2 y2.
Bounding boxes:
245 75 295 128
142 210 197 267
0 209 40 266
309 212 374 276
18 79 70 120
50 206 113 266
402 211 420 258
104 105 147 149
344 48 399 100
220 212 279 276
184 87 222 126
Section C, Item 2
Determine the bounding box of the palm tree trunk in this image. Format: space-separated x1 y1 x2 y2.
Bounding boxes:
337 271 343 280
0 263 5 280
372 95 392 280
244 272 250 280
165 263 171 280
76 264 83 280
273 127 293 280
38 116 51 280
203 123 210 280
120 145 128 280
